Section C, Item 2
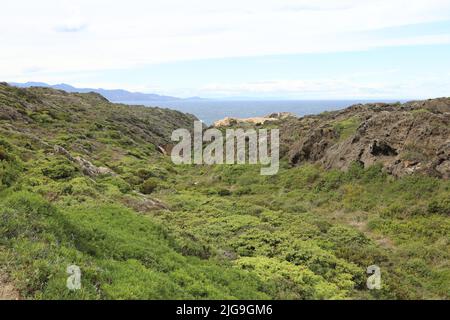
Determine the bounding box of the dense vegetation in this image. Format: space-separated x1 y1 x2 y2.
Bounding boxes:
0 83 449 299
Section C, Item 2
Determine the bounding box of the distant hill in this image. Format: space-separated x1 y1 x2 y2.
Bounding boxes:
9 82 186 102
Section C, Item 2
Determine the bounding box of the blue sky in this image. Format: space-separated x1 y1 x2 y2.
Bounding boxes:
1 0 450 99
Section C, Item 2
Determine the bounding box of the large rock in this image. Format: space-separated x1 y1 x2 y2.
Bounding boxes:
214 116 279 127
54 145 114 177
74 156 114 177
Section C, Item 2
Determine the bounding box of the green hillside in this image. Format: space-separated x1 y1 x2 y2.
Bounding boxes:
0 83 449 299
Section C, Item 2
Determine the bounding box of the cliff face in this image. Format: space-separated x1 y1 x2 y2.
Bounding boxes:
282 99 450 178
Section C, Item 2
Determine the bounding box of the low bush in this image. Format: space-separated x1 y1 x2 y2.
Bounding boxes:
42 160 76 180
428 195 450 215
140 178 159 194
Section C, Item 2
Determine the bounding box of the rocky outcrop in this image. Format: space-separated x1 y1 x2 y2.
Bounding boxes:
214 116 277 127
265 112 297 119
54 145 114 177
213 112 296 128
285 98 450 178
122 194 168 212
73 156 114 177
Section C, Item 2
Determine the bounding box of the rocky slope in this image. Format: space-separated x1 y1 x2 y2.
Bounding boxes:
0 82 198 179
281 99 450 178
0 82 197 149
215 98 450 179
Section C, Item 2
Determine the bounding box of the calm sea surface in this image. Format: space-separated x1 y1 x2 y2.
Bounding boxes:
117 99 402 125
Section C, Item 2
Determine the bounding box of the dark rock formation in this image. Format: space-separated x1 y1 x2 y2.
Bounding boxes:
283 98 450 178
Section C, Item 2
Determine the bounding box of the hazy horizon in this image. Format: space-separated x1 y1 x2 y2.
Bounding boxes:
7 81 440 102
117 99 407 124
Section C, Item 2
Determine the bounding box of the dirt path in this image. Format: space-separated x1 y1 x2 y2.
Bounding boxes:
0 271 20 300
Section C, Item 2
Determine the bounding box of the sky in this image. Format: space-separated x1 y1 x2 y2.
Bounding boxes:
1 0 450 99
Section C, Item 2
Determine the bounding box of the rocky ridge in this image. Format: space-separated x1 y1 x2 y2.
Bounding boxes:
213 98 450 178
282 99 450 178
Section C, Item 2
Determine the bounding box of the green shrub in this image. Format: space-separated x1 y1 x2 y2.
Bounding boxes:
316 170 344 191
235 256 346 299
0 142 21 189
217 188 232 196
345 161 365 180
67 177 98 197
361 163 386 182
0 146 10 161
140 178 159 194
234 186 253 195
428 196 450 215
42 160 76 180
0 161 21 190
136 166 168 181
31 112 54 124
136 168 153 180
333 117 360 141
0 191 62 242
108 130 122 140
101 176 132 194
389 175 439 199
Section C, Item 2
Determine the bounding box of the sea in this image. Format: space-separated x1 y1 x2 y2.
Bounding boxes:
117 99 403 125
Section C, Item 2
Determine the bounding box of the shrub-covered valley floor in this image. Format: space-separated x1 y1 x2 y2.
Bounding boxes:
0 84 449 299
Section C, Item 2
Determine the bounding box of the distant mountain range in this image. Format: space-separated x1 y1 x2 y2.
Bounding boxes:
8 82 202 102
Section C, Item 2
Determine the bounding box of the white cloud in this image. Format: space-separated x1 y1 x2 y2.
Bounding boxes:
54 20 88 33
196 72 450 99
1 0 450 79
198 79 388 98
